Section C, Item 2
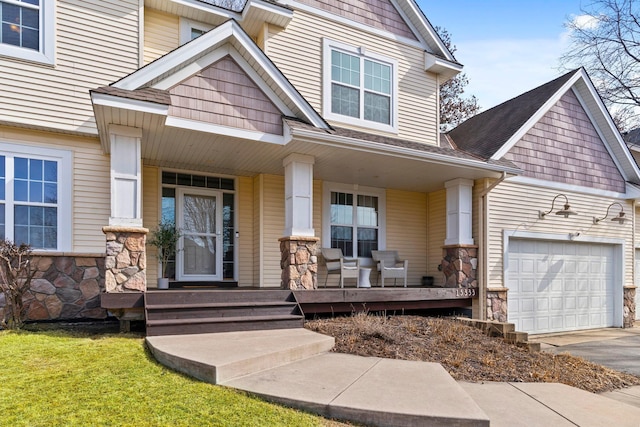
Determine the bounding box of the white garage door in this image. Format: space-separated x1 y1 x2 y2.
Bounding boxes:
507 239 615 334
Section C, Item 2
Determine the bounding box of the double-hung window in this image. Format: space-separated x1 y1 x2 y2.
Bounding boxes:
179 18 212 45
323 184 386 259
0 0 54 64
323 39 397 133
0 143 71 250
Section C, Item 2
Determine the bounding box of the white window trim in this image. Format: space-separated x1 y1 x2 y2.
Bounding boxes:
322 182 386 262
322 38 398 133
179 18 213 45
0 142 72 251
0 0 55 65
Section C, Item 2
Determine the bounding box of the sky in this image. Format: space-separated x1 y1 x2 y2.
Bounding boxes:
416 0 587 111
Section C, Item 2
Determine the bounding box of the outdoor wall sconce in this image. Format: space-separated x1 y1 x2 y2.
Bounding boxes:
538 194 577 219
593 202 626 225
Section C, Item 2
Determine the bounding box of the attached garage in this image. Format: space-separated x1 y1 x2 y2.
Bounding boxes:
507 238 621 334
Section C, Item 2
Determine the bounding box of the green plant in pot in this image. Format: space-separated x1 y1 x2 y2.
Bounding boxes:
148 220 181 289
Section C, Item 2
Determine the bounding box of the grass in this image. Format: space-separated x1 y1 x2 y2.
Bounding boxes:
0 329 344 427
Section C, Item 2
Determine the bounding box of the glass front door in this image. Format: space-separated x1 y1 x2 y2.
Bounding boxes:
176 188 222 281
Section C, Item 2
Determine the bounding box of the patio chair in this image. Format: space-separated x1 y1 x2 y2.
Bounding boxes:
371 250 408 287
321 248 359 288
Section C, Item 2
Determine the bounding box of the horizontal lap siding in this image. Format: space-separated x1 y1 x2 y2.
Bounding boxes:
260 174 285 287
386 189 427 286
1 0 140 135
487 181 633 289
144 8 179 64
238 176 254 286
427 190 446 286
265 10 438 145
142 166 159 285
0 127 109 253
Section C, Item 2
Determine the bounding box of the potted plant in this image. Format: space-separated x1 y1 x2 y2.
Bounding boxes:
148 220 181 289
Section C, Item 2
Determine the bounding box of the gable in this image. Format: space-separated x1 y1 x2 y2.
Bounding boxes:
503 90 625 193
169 55 283 135
297 0 417 40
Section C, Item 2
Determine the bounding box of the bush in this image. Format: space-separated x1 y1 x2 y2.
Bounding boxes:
0 240 36 330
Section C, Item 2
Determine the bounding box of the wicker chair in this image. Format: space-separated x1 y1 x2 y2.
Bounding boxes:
371 250 408 287
321 248 359 288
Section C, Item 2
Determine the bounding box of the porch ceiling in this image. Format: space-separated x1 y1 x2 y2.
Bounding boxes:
94 102 518 193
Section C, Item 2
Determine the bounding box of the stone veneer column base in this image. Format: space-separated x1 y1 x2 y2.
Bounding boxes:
487 287 508 323
624 285 636 328
102 226 149 292
441 245 478 288
279 236 319 290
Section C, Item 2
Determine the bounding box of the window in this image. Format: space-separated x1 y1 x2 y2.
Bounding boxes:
323 39 397 133
179 18 212 45
0 0 54 64
0 143 71 250
323 183 386 259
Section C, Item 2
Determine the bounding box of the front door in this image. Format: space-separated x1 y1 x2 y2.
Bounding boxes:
176 188 223 281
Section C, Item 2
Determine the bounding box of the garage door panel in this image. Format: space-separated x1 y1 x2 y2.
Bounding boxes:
509 239 615 334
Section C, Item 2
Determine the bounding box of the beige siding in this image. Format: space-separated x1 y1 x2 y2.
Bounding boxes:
142 166 160 286
0 0 140 135
265 10 438 144
238 176 255 286
0 127 109 253
386 189 427 286
487 181 633 289
427 190 446 286
313 179 323 243
260 174 285 287
144 8 180 64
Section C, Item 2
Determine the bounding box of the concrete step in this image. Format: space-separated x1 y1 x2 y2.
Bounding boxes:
226 353 489 427
146 328 335 384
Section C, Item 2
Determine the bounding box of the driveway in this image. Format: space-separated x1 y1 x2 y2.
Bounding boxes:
529 326 640 376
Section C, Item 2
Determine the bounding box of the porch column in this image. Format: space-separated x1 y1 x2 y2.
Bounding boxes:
103 125 147 294
283 153 315 237
441 179 478 289
624 285 636 328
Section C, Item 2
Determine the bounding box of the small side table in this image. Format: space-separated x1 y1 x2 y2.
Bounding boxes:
358 267 372 288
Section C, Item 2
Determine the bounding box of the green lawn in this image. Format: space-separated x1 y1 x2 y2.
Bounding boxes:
0 329 338 427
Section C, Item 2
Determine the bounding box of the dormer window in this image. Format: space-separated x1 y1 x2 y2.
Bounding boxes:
0 0 54 64
323 39 397 133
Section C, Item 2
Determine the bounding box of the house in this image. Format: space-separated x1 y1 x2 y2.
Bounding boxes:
0 0 637 335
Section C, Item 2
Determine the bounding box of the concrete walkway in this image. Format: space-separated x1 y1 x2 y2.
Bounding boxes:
146 328 640 427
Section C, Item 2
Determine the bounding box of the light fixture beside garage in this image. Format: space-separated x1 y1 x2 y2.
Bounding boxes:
593 202 626 225
538 194 577 219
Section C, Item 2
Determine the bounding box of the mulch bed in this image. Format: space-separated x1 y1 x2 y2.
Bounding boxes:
305 314 640 393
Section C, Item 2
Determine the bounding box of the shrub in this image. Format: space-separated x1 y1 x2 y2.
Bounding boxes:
0 240 36 330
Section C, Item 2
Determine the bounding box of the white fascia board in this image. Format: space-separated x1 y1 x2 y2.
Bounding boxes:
114 22 235 90
490 71 582 160
228 24 328 129
508 175 639 200
279 0 426 50
290 127 521 174
398 0 456 62
243 0 293 21
90 93 169 116
170 0 239 19
166 116 287 145
425 52 462 81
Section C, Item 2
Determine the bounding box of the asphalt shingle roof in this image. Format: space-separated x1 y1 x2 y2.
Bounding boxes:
447 69 580 159
91 86 171 105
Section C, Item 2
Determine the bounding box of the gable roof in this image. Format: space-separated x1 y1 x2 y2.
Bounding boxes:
104 19 328 129
447 68 640 184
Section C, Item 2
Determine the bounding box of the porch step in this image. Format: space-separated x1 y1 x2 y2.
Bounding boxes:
145 290 304 336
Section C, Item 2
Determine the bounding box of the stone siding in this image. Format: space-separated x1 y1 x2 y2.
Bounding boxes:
103 227 148 292
441 245 478 288
487 287 508 323
624 286 636 328
0 254 107 322
280 237 319 290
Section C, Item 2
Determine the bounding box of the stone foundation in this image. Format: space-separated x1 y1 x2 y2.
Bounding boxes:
624 285 636 328
441 245 478 288
280 236 319 290
0 253 107 322
487 287 508 323
103 226 148 292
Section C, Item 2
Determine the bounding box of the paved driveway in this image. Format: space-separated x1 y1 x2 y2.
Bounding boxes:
529 327 640 376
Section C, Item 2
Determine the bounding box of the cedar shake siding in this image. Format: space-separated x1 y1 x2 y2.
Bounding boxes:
503 91 626 193
296 0 417 40
169 56 284 135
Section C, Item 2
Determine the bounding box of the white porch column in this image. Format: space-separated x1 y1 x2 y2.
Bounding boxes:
444 178 474 245
108 125 142 227
283 153 315 237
